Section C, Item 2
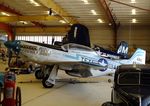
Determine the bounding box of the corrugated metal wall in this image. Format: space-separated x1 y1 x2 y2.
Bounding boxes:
89 26 114 48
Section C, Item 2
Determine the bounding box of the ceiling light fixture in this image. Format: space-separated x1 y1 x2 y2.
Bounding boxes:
81 0 89 4
1 12 10 16
19 21 28 24
48 8 52 15
29 0 40 6
132 19 136 23
59 20 66 24
132 9 136 15
131 0 136 3
47 11 55 15
91 10 97 15
109 23 112 26
97 19 103 23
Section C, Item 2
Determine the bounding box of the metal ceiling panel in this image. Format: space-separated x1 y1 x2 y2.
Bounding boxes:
0 0 48 15
0 0 149 27
106 0 150 25
53 0 108 26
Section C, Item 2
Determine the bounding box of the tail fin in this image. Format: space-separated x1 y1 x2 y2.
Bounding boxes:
116 41 128 58
129 48 146 64
67 24 91 47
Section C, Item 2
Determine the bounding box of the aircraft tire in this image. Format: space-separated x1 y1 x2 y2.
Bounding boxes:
16 87 21 106
42 75 54 88
108 79 111 83
35 69 44 79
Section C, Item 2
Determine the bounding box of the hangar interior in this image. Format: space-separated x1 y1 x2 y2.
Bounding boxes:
0 0 150 106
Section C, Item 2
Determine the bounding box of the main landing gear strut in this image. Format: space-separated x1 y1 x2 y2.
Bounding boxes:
42 65 59 88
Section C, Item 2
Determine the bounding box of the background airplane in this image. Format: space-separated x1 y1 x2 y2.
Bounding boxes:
93 41 128 59
4 40 146 88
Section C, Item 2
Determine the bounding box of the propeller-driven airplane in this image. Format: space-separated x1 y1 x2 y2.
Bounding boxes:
94 41 128 59
4 40 146 88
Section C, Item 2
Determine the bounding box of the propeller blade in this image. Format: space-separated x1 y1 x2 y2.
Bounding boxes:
4 40 21 54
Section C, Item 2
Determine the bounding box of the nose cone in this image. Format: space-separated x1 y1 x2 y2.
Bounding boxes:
4 40 21 53
4 41 14 48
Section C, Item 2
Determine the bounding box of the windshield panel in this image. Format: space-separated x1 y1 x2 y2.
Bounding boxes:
61 43 93 52
118 72 140 85
69 43 93 51
118 72 150 86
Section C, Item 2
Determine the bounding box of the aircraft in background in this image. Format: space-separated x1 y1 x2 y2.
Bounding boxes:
93 41 128 60
4 40 146 88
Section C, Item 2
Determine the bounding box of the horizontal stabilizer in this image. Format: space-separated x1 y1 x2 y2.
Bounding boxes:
129 48 146 64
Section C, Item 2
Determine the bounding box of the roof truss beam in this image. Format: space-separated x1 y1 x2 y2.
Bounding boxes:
38 0 78 25
99 0 117 29
0 4 21 15
0 3 46 27
0 15 61 22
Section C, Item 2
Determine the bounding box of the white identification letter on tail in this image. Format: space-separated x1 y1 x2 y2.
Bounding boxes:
129 48 146 64
117 41 128 55
117 46 128 54
116 41 128 59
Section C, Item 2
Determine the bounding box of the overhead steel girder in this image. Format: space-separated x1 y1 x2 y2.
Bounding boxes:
15 26 70 33
0 4 21 15
38 0 78 24
0 3 46 27
99 0 119 48
0 15 61 22
99 0 117 29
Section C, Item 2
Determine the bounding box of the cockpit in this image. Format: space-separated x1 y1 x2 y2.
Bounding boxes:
61 43 94 52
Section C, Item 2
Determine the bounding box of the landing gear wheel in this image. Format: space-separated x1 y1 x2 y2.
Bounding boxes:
108 79 111 83
35 69 44 79
42 75 54 88
16 87 21 106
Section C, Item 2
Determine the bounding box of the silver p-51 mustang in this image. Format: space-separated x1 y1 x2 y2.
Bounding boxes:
4 40 146 88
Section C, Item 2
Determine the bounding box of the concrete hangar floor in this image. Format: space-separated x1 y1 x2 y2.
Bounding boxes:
0 59 112 106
